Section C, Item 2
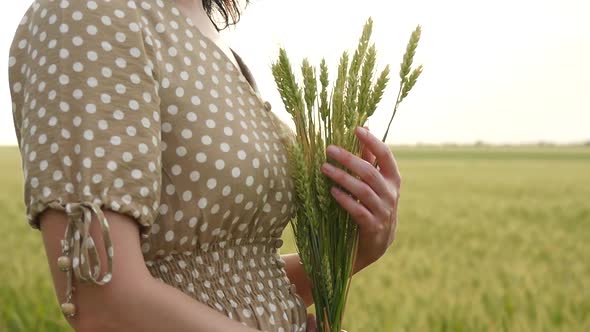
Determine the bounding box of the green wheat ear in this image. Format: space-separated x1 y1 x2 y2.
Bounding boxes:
401 64 423 102
400 25 422 81
381 24 423 145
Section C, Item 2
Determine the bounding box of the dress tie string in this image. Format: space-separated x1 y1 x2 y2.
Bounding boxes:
55 201 114 318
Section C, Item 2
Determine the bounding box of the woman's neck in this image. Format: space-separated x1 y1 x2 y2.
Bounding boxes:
174 0 241 71
175 0 220 40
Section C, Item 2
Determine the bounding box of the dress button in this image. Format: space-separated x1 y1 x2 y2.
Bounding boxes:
264 101 272 112
57 256 72 272
274 239 284 248
61 302 76 317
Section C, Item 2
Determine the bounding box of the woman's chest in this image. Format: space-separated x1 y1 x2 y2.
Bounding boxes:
148 30 297 242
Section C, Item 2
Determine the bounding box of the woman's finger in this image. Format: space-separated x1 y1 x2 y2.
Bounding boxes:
324 145 390 202
321 162 383 215
360 126 376 165
355 126 401 184
330 186 381 232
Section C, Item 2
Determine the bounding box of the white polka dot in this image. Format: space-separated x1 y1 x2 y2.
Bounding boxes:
171 165 182 175
186 112 197 122
210 204 220 214
220 143 230 152
113 110 124 120
130 47 141 58
114 178 124 188
231 167 241 178
196 153 207 163
165 231 175 242
115 32 126 43
242 309 252 318
82 158 92 168
252 158 262 169
246 176 254 186
222 185 231 196
175 212 184 223
191 95 201 105
94 147 105 157
181 129 192 139
123 152 133 162
176 146 187 157
92 174 102 184
83 130 94 140
190 171 200 182
110 136 122 145
237 150 247 160
235 194 244 204
131 169 142 179
98 120 108 130
198 197 208 208
138 143 149 154
201 135 212 145
166 184 175 195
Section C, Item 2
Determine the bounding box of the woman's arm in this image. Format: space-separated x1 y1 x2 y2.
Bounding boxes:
281 253 366 308
40 209 258 332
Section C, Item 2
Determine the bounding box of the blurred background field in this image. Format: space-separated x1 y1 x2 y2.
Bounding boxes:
1 144 589 332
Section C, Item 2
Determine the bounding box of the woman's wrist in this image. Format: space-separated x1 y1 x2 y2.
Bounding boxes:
281 253 315 307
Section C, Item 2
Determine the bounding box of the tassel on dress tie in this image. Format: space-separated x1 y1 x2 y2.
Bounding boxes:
55 201 115 318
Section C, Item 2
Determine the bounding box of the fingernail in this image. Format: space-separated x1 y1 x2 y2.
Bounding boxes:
327 145 339 156
357 126 368 136
321 162 335 174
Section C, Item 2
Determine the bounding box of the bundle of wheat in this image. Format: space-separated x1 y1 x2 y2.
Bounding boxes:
272 18 423 332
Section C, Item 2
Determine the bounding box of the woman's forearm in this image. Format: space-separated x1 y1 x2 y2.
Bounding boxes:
40 209 257 332
281 253 365 308
83 276 259 332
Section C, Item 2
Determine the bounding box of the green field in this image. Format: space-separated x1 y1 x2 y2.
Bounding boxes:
1 145 589 331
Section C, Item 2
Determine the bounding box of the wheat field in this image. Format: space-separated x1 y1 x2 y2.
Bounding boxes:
1 145 588 331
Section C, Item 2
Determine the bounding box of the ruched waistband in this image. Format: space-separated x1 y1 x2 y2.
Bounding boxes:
145 237 300 312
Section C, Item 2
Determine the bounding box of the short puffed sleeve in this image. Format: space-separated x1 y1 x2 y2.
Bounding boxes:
8 1 161 318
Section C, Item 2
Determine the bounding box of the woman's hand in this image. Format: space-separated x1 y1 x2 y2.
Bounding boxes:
320 126 402 273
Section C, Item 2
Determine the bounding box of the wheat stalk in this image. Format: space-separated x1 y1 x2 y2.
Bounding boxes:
272 18 423 331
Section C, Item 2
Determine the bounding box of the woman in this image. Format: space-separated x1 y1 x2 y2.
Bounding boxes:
8 0 401 331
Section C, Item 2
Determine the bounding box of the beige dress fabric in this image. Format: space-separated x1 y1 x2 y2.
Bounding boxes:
8 0 307 331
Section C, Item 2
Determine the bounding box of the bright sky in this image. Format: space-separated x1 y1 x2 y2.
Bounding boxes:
2 0 588 146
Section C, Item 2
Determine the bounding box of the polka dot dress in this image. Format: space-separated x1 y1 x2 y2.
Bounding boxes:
8 1 306 331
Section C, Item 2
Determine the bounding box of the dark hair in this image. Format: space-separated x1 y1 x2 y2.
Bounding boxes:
202 0 250 31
